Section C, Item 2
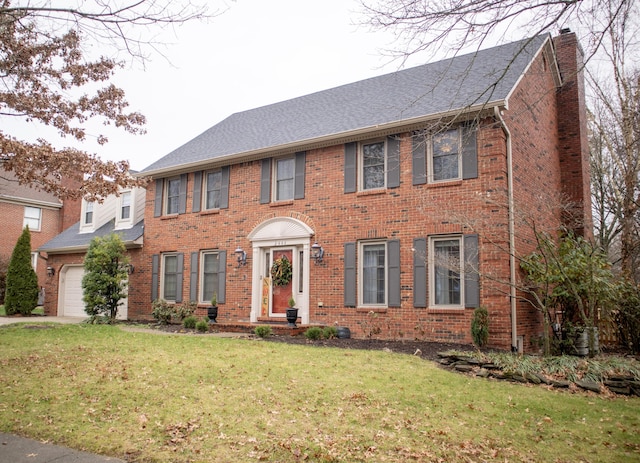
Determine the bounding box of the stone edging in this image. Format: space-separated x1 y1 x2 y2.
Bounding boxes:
438 352 640 397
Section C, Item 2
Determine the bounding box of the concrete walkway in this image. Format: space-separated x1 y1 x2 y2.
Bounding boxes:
0 316 86 326
0 433 125 462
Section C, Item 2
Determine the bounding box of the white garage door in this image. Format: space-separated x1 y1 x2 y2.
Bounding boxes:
60 266 86 317
59 265 128 319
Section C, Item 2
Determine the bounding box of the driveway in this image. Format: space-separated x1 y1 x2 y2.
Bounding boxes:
0 316 86 326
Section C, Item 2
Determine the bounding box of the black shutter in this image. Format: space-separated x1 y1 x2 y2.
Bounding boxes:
344 242 356 307
294 151 306 200
218 250 227 304
260 158 271 204
388 239 401 307
344 142 357 193
413 238 427 308
192 172 202 213
190 252 198 302
220 166 230 209
412 133 427 185
462 125 478 180
154 179 164 217
178 174 188 214
175 253 184 303
464 234 480 308
387 136 400 188
151 254 159 301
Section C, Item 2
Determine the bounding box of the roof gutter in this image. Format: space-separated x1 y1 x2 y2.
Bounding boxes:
494 106 519 353
138 101 505 178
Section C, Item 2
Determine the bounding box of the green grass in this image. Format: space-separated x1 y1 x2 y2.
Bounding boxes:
0 305 44 316
0 324 639 462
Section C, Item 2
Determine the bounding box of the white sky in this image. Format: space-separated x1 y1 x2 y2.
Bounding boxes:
64 0 412 171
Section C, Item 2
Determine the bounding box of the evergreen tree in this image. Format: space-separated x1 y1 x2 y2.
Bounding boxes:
82 234 129 322
5 227 39 315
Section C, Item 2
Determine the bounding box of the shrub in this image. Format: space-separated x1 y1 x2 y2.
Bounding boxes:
471 306 490 347
175 301 197 321
183 315 197 329
615 280 640 354
254 325 273 338
151 299 174 325
5 227 38 316
195 319 209 332
305 326 323 340
323 326 338 339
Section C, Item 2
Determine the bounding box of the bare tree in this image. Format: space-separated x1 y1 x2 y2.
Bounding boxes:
0 1 216 200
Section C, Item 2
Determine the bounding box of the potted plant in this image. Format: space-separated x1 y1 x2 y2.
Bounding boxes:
286 296 298 327
207 293 218 324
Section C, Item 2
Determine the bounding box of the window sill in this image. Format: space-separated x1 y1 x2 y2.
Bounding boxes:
427 307 466 314
199 209 220 216
427 179 463 189
356 307 388 313
160 214 179 221
356 189 387 197
270 200 294 207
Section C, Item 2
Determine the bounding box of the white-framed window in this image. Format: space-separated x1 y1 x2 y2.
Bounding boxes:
359 241 387 307
429 236 463 308
359 139 386 190
205 170 223 210
23 206 42 231
161 254 179 302
430 127 462 182
83 201 94 225
274 156 295 201
200 251 220 303
120 191 131 220
31 252 38 270
165 177 181 215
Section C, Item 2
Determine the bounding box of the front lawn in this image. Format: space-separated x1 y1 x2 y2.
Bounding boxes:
0 323 638 462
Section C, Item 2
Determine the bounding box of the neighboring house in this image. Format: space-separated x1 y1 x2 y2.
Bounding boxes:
131 31 589 351
0 167 81 302
39 185 145 318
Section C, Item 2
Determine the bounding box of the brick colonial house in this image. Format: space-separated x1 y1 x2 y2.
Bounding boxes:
0 167 81 301
42 31 590 352
39 185 145 318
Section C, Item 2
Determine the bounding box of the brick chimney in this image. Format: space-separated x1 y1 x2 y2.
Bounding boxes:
59 175 83 232
554 30 593 237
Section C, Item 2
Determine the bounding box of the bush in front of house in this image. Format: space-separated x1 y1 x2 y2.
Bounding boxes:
5 227 38 316
254 325 273 338
323 326 338 339
175 301 197 321
304 326 324 340
195 319 209 332
183 315 197 329
471 306 490 347
152 299 173 325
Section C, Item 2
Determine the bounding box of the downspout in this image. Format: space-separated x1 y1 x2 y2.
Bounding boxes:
494 107 518 353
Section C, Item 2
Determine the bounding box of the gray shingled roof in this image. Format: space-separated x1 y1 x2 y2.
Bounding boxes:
38 220 144 254
142 35 549 174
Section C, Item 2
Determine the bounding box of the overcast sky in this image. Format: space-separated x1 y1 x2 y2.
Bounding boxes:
83 0 407 171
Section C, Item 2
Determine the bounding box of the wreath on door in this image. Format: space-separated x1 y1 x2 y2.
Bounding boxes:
271 255 292 287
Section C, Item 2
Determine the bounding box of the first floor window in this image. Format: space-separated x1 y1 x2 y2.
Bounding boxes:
361 140 385 190
201 252 220 303
162 254 179 301
24 206 42 231
430 236 462 307
31 252 38 270
275 157 294 201
165 177 181 215
360 241 386 306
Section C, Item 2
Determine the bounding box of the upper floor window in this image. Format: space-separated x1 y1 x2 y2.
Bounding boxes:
84 201 94 225
275 157 295 201
431 128 462 181
165 177 181 215
430 236 463 308
360 141 386 190
205 170 222 210
120 191 131 220
23 206 41 231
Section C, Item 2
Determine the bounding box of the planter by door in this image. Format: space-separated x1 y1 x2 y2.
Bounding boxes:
207 306 218 323
286 308 298 327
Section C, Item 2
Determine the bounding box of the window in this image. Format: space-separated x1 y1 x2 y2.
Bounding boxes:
205 170 222 209
23 206 41 231
84 201 94 225
431 128 461 181
165 177 181 215
31 252 38 270
360 242 387 306
120 191 131 220
200 252 220 303
162 254 179 301
430 236 463 307
275 157 295 201
360 140 386 190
